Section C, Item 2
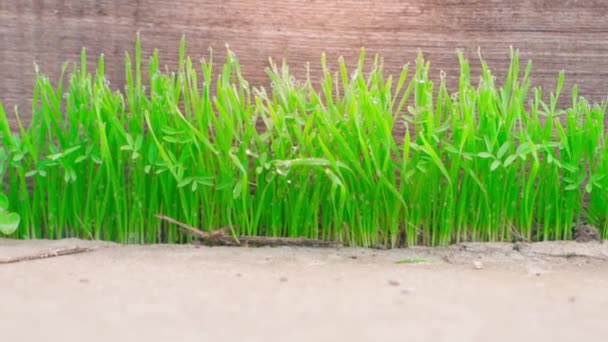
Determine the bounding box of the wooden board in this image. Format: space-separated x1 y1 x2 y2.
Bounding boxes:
3 0 608 129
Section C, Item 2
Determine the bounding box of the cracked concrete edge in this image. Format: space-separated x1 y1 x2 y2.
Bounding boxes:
435 241 608 264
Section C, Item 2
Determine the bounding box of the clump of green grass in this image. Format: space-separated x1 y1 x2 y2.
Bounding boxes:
1 35 607 247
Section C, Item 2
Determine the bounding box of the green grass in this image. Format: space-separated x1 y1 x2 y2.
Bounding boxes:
394 258 432 264
1 35 607 247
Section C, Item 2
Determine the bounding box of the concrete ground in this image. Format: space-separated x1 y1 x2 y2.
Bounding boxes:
1 238 607 342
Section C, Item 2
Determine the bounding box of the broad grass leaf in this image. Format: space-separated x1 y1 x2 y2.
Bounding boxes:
497 142 510 159
477 152 494 159
0 193 8 211
504 154 517 167
490 160 501 171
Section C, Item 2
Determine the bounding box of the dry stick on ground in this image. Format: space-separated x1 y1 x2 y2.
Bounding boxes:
508 223 531 243
155 215 233 239
155 214 343 248
0 247 94 264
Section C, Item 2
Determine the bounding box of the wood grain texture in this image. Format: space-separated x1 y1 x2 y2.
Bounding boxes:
3 0 608 129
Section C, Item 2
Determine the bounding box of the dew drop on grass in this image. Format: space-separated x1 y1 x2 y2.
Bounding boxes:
276 162 291 176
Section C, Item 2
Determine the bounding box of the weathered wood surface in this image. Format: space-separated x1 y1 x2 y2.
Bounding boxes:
3 0 608 129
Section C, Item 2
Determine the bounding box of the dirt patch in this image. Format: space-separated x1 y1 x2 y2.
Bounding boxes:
1 239 607 341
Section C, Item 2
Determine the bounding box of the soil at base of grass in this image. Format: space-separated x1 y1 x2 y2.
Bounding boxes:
0 239 607 342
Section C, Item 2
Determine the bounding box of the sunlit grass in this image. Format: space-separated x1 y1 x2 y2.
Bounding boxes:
1 35 607 246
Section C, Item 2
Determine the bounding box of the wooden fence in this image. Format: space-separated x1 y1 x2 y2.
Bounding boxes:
3 0 608 128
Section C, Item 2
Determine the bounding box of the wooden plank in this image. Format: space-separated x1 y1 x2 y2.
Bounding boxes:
3 0 608 129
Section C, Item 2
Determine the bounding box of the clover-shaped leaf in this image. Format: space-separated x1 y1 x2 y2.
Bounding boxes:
0 212 20 235
0 193 20 235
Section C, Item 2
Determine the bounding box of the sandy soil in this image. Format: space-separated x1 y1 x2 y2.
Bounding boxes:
1 239 608 342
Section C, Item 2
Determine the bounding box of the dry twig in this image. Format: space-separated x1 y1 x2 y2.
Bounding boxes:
0 246 94 264
156 214 342 248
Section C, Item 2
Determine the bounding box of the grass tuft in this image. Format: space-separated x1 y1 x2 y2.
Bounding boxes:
1 36 607 247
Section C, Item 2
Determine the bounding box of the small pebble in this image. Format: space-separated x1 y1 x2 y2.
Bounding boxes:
235 273 242 277
78 278 90 284
280 277 288 282
349 255 358 259
568 296 577 303
473 261 484 270
388 280 400 287
526 264 543 276
401 289 411 295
